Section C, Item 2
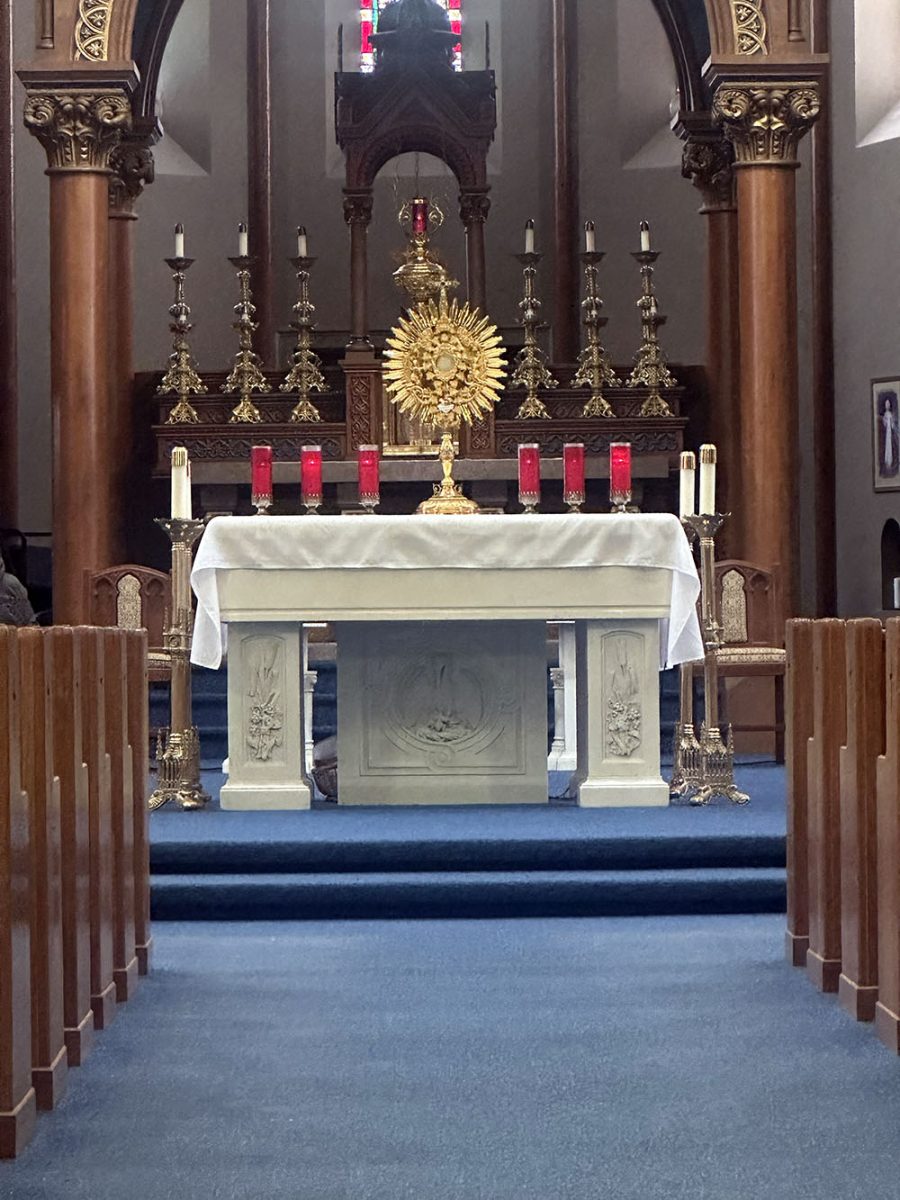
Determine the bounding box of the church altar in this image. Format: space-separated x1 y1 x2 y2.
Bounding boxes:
190 512 702 809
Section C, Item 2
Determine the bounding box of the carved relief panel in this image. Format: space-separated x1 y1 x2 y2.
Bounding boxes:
243 636 286 765
602 632 643 760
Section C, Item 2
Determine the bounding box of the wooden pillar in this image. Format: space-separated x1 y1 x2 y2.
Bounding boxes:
713 80 821 624
79 626 116 1031
0 628 36 1159
21 84 133 623
18 628 67 1111
806 618 846 992
104 629 137 1003
682 133 739 551
247 0 275 361
551 0 578 363
785 618 814 966
49 627 92 1067
838 619 884 1021
108 144 153 563
127 630 151 975
344 189 373 348
459 188 490 314
0 0 17 527
876 619 900 1054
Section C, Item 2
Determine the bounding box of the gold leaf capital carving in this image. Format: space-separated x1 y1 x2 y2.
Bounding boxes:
712 83 820 166
75 0 115 62
109 142 155 213
730 1 768 55
24 89 131 172
681 137 735 211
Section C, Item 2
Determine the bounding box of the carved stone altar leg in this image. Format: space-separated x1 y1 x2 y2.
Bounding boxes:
221 623 310 810
574 619 668 807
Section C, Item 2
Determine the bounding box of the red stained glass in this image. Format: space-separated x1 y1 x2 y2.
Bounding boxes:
361 0 463 71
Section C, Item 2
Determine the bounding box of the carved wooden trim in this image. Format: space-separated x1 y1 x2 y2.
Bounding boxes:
713 82 820 166
74 0 115 61
730 1 768 56
24 88 131 171
39 0 55 49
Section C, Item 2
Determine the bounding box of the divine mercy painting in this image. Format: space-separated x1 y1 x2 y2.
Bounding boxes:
873 378 900 491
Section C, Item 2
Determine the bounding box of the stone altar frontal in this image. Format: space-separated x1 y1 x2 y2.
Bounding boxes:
190 513 704 809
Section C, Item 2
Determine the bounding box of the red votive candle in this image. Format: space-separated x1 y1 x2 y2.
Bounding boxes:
518 443 541 511
358 444 380 507
563 443 585 510
250 445 273 509
301 444 323 509
609 442 632 507
412 197 429 235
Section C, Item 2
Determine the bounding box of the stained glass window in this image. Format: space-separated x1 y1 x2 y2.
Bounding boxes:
360 0 463 72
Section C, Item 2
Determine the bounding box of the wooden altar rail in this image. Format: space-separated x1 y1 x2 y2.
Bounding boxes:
785 617 900 1054
0 626 150 1159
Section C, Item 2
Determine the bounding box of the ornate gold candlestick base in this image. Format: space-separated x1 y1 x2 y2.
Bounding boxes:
160 256 207 425
417 430 479 515
148 517 211 812
512 251 556 421
282 255 326 423
628 249 675 417
223 255 267 424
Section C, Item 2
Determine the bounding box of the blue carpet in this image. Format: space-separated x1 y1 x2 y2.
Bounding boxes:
149 765 786 920
2 916 899 1199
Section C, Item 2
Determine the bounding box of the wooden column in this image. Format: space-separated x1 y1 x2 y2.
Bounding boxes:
713 80 821 623
49 627 92 1066
459 188 490 314
344 190 373 349
79 626 116 1031
785 618 814 966
806 618 846 992
876 620 900 1054
247 0 275 361
0 628 36 1159
108 144 153 563
127 631 151 975
838 618 884 1021
551 0 578 363
18 629 67 1111
104 629 137 1002
0 0 17 527
22 85 133 623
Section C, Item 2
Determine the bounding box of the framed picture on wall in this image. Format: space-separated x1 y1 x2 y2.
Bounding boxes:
873 378 900 490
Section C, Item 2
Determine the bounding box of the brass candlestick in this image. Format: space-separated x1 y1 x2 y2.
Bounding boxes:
627 250 676 417
573 250 620 418
148 517 210 812
676 511 749 806
223 255 267 423
160 257 207 424
281 255 326 422
670 519 702 798
511 251 557 420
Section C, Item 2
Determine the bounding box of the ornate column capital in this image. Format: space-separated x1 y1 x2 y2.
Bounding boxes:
343 191 374 228
681 136 736 213
108 141 154 216
712 81 820 167
23 87 132 172
459 190 491 226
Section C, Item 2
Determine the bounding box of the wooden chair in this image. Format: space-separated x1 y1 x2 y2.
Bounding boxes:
699 560 787 762
82 565 171 683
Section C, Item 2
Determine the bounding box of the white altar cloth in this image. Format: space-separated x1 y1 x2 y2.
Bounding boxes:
190 513 703 669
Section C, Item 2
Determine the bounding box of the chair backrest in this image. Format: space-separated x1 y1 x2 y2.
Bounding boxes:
715 560 783 648
83 565 170 651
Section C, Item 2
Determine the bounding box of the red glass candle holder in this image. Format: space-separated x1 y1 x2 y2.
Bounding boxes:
301 444 323 514
250 444 273 514
563 443 585 512
412 197 429 235
358 444 380 514
518 443 541 513
609 442 633 512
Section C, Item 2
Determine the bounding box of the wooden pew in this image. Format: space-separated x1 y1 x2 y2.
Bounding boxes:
0 627 36 1157
127 631 152 975
838 619 884 1021
785 619 815 966
104 629 138 1002
18 629 67 1110
50 627 93 1065
807 619 847 992
79 626 116 1030
876 618 900 1053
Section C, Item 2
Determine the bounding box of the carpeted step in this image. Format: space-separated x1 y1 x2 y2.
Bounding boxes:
150 866 786 920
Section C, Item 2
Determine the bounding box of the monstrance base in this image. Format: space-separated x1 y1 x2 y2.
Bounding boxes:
417 483 480 516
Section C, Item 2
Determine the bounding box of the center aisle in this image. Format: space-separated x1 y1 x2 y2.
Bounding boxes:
2 916 899 1199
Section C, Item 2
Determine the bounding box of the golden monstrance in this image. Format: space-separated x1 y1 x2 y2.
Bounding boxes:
383 289 507 514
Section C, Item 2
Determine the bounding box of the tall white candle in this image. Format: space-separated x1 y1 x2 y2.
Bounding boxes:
238 222 249 258
679 451 696 520
297 225 308 257
174 223 185 259
699 444 716 515
640 220 651 253
171 446 192 520
524 219 535 254
893 577 900 609
584 220 595 253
